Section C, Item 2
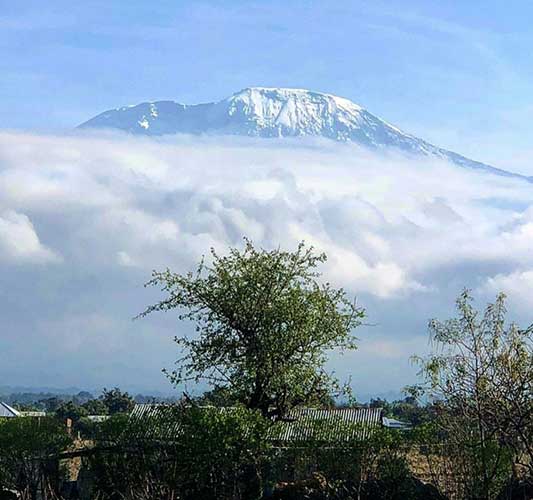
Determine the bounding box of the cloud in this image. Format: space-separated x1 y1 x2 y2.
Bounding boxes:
0 210 59 263
480 269 533 312
1 130 532 392
357 335 429 360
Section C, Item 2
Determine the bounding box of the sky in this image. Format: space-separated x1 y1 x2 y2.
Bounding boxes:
1 1 533 397
2 0 533 173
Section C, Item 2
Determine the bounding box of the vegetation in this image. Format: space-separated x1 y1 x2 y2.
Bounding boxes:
4 388 158 414
100 387 135 415
1 241 532 500
6 388 135 421
413 290 533 500
0 417 72 500
140 240 364 418
85 405 270 500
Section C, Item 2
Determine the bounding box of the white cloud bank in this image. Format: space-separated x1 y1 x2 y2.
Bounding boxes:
1 130 532 393
0 210 59 263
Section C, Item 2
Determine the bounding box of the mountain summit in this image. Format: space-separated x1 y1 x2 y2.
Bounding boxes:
79 87 526 180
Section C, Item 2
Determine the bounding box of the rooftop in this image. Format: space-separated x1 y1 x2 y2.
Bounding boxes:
0 402 21 418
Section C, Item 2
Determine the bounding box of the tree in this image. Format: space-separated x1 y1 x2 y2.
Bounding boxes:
82 398 108 415
195 386 239 407
39 397 62 413
140 240 363 418
414 291 532 499
485 313 533 478
74 391 94 404
101 388 135 415
55 400 88 423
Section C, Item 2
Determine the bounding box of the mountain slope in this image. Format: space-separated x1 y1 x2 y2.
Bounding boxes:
79 87 528 181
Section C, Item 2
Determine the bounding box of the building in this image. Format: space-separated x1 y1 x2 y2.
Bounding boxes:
383 416 412 431
129 404 407 443
270 407 385 442
0 402 21 418
20 411 47 417
0 403 47 418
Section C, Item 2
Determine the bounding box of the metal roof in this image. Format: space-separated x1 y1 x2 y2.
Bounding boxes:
383 417 412 430
270 407 383 442
0 402 21 418
128 404 183 441
129 404 383 443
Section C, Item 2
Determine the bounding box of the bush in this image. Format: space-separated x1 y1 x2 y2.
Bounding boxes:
84 405 270 500
0 417 72 500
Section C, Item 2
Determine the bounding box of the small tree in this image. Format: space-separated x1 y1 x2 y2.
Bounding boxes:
82 398 109 415
39 397 62 413
414 291 532 499
100 388 135 415
140 241 363 418
55 401 88 423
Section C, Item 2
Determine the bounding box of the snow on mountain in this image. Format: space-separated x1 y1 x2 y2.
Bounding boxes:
78 87 528 181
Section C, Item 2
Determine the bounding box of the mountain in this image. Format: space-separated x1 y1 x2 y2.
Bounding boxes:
79 87 528 181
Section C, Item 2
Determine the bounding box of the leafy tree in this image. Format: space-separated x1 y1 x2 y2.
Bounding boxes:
101 387 135 415
39 397 62 413
73 391 94 404
413 291 532 499
55 400 88 423
195 386 240 407
82 398 109 415
140 240 363 418
389 397 437 427
11 402 40 412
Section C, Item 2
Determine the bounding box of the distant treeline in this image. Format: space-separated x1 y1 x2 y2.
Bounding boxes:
2 389 178 413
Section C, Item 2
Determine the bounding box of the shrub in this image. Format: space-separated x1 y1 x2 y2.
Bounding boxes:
0 417 72 500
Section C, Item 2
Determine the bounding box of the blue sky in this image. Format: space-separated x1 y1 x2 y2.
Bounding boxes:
2 0 533 173
2 1 533 396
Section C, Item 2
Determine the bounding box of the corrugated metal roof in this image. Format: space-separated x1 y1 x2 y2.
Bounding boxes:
131 403 169 420
0 402 21 418
129 404 383 443
129 404 183 441
271 407 383 442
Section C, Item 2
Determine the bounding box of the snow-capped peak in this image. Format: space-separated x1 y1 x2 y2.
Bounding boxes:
77 87 529 181
223 87 366 138
228 86 364 111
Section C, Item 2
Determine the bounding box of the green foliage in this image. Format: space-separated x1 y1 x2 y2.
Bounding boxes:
40 397 62 413
86 405 270 500
100 387 135 415
87 407 432 500
0 417 72 499
363 455 419 500
360 395 437 427
141 240 363 418
81 398 108 415
414 422 514 500
194 385 240 407
55 400 88 422
168 405 269 499
11 402 40 412
413 290 532 499
269 420 431 500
